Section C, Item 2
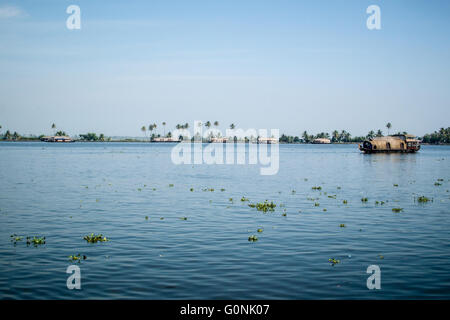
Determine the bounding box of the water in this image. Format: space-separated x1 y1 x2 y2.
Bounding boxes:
0 142 449 299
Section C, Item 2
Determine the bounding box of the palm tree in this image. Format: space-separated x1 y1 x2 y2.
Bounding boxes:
386 122 392 135
376 129 383 137
230 123 235 130
184 123 189 130
367 130 375 139
162 122 166 137
302 131 310 143
332 130 339 143
205 121 211 130
141 126 147 140
51 123 56 135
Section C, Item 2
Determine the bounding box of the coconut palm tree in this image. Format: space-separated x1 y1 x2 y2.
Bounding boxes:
205 121 211 130
367 130 375 139
332 130 339 143
386 122 392 135
162 122 166 137
376 129 383 137
230 123 235 130
51 123 56 135
141 126 147 140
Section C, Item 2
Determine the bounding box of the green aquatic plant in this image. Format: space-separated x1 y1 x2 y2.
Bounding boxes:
10 234 23 244
248 235 258 242
339 224 346 228
312 186 322 190
393 184 399 187
137 188 142 192
291 190 296 194
241 197 249 202
322 208 327 212
417 196 432 203
282 212 287 216
361 197 368 202
248 203 256 208
190 188 194 192
179 217 187 220
169 184 174 187
229 198 233 202
255 200 276 212
342 200 348 204
434 182 442 186
69 254 87 263
83 233 108 243
145 216 149 220
392 208 404 212
26 236 46 246
257 228 263 233
328 195 336 199
314 202 320 207
220 188 226 192
328 258 340 265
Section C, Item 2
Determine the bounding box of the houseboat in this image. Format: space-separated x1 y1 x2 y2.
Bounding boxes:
40 136 74 143
312 138 331 144
359 134 421 153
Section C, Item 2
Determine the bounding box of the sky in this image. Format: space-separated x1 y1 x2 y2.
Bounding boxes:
0 0 449 137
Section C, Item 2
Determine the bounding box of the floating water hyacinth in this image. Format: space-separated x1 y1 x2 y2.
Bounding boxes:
248 235 258 242
190 188 194 192
314 202 320 207
339 224 346 228
84 233 108 243
241 197 249 202
26 236 46 246
220 188 226 192
361 197 368 202
328 258 340 265
417 196 432 203
392 208 404 213
10 234 23 244
203 188 214 192
342 200 348 204
328 195 336 199
393 184 399 187
257 228 263 233
145 216 148 220
254 200 276 212
69 254 87 263
312 186 322 190
169 184 174 187
435 182 442 186
179 217 187 220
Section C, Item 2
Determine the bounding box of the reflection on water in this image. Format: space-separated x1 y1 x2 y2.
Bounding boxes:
0 142 449 299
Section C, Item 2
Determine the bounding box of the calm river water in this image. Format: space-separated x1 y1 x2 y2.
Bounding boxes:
0 142 449 299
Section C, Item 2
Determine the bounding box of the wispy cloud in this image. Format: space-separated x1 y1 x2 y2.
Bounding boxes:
0 5 25 19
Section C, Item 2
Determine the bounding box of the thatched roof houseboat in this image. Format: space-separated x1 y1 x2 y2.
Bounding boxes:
359 134 420 153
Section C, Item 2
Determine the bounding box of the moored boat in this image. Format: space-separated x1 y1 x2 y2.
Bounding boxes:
359 134 420 153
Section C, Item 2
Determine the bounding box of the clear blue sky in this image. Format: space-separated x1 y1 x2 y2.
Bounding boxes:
0 0 449 137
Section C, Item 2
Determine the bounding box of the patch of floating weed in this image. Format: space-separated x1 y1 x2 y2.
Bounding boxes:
328 195 336 199
435 182 442 186
328 258 340 266
145 216 148 220
248 203 256 208
69 254 87 263
393 184 399 187
339 224 346 228
312 186 322 190
343 200 348 204
203 188 214 192
255 200 276 212
361 197 368 202
323 208 327 212
416 196 432 203
248 235 258 242
137 188 142 192
314 202 320 207
84 233 108 243
392 208 403 213
190 188 194 192
169 184 174 187
378 254 384 259
27 236 46 246
257 228 263 233
220 188 226 192
291 190 296 194
10 234 23 244
241 197 249 202
179 217 187 220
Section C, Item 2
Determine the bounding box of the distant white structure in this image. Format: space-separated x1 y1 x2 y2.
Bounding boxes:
152 137 180 142
257 137 278 144
312 138 331 144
